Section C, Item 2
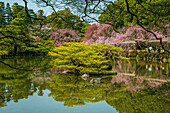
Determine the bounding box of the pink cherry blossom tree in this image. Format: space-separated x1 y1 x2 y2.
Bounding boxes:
50 28 79 46
82 24 169 50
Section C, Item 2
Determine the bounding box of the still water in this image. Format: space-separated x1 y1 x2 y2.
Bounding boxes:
0 56 169 113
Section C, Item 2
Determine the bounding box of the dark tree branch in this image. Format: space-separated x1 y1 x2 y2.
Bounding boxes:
0 61 33 71
23 0 44 29
82 0 99 22
23 0 43 21
0 35 14 40
92 0 101 13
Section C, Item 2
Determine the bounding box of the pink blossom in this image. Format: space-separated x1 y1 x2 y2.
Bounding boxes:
50 28 79 45
82 23 168 46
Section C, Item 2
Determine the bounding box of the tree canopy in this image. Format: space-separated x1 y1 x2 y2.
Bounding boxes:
27 0 169 52
49 42 126 75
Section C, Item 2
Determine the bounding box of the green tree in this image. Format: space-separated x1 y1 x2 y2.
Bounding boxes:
28 0 169 52
99 0 170 28
49 42 124 75
0 2 6 27
0 18 33 55
37 9 45 19
47 8 79 28
12 2 24 19
5 3 13 24
46 8 87 39
99 1 132 28
17 8 36 24
36 9 46 28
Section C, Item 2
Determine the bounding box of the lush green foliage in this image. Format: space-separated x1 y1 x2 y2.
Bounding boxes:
47 8 78 28
0 2 36 27
0 18 32 55
99 0 170 28
0 1 169 59
0 17 54 55
49 42 124 74
47 8 87 39
0 2 88 56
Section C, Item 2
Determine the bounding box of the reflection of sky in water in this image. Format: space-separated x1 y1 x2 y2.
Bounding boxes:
1 90 118 113
148 67 152 71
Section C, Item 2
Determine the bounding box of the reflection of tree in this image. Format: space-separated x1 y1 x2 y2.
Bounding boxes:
31 72 51 96
106 74 170 113
0 56 52 72
106 84 170 113
110 73 165 92
0 69 52 108
0 56 169 112
112 60 169 79
48 74 110 107
0 56 52 108
0 70 35 108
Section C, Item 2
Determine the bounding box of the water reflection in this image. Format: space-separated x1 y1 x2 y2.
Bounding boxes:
0 56 169 113
0 56 52 108
48 74 110 107
112 60 169 79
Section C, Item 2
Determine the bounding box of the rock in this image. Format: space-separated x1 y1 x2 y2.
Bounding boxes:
90 78 101 84
81 74 89 80
62 70 68 74
81 74 89 78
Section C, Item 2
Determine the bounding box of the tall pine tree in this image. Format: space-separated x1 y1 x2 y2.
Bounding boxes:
5 3 13 24
12 2 24 19
0 2 6 27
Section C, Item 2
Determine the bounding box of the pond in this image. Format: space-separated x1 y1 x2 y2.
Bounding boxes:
0 56 169 113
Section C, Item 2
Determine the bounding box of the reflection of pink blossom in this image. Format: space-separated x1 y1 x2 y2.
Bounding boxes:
111 73 164 92
160 56 163 60
148 81 163 88
128 52 131 57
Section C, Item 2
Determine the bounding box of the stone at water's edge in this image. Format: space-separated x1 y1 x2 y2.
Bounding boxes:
90 78 101 84
81 74 89 80
81 74 89 78
62 70 68 74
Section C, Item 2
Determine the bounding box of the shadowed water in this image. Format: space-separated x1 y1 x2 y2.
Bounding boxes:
0 56 169 113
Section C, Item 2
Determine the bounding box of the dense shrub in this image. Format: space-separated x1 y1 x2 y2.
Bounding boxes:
49 42 125 75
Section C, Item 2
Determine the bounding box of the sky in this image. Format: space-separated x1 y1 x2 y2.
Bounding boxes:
0 0 102 22
0 0 52 15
